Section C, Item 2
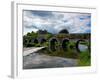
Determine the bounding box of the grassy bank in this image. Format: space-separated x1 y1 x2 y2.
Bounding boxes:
78 51 91 66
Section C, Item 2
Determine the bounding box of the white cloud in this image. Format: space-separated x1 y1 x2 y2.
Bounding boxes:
23 10 91 35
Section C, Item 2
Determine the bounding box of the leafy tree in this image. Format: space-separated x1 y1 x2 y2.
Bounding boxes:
59 29 69 34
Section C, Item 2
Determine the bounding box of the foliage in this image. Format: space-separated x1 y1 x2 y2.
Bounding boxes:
23 30 91 66
36 41 91 66
41 42 49 47
68 41 76 50
45 33 53 40
23 30 53 47
35 43 41 47
36 41 78 59
59 29 69 34
26 43 35 47
78 51 91 66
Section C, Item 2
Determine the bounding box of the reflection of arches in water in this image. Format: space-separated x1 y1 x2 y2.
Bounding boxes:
40 38 46 44
76 39 88 52
34 38 38 44
49 38 59 51
62 38 69 51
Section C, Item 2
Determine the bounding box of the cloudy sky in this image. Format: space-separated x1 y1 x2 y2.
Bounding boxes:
23 10 91 35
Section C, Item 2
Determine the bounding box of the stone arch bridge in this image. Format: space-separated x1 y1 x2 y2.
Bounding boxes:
25 37 90 52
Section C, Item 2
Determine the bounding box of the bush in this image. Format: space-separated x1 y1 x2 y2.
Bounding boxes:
41 42 49 47
68 41 76 50
35 43 41 47
26 43 35 47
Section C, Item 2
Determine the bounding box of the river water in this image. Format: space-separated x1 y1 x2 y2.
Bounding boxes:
78 44 88 52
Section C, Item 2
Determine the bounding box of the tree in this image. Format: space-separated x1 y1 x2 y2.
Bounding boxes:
27 32 31 36
59 29 69 34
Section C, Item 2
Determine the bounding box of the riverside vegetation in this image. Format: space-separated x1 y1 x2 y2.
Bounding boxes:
23 29 91 66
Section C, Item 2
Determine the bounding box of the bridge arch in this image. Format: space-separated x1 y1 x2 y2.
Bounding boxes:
61 38 69 51
76 39 88 52
33 38 39 44
49 37 59 51
40 38 47 44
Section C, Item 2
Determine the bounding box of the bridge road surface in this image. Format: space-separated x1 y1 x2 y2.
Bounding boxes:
23 47 78 69
23 47 45 56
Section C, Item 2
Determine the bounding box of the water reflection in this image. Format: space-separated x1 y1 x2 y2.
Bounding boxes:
78 44 88 52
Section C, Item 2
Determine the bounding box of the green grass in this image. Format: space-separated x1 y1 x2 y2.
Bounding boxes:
78 51 91 66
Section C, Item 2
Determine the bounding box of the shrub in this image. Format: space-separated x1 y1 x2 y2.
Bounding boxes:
26 43 35 47
35 43 41 47
68 41 76 50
